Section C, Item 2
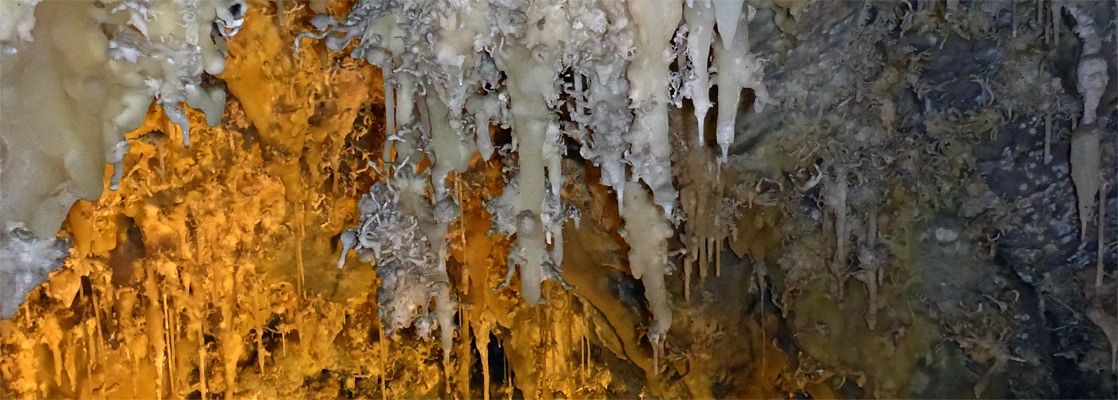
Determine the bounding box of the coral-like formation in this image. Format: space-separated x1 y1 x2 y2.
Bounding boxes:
340 172 457 361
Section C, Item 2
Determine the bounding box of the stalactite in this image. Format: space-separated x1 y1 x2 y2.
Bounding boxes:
162 288 175 395
699 232 708 283
383 67 396 166
197 312 208 400
219 265 239 400
826 169 850 294
684 248 693 301
429 96 473 198
9 1 1113 398
626 0 682 216
141 266 164 397
495 43 557 306
713 0 744 49
465 93 502 161
712 4 773 161
1071 123 1101 240
479 330 491 400
1097 182 1109 289
620 182 673 373
1067 5 1109 240
685 0 715 147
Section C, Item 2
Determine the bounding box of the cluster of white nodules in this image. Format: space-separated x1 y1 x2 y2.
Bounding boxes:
310 0 775 358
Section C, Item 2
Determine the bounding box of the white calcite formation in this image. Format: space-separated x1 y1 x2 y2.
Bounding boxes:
625 1 682 215
0 0 41 48
684 0 715 147
620 182 674 372
0 229 70 318
0 0 243 317
306 0 776 363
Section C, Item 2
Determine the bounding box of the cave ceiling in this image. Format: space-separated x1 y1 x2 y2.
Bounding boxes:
0 0 1116 399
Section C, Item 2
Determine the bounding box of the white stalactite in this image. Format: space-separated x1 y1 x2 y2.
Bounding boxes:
301 0 777 367
621 182 674 373
465 93 502 161
712 0 744 49
626 0 683 216
712 6 774 161
497 43 559 305
685 0 715 147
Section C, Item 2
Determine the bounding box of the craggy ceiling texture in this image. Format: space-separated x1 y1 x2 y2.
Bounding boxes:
0 0 1116 399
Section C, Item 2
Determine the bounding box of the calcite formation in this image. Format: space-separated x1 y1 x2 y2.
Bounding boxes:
0 0 243 317
298 0 779 357
1 1 1116 399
